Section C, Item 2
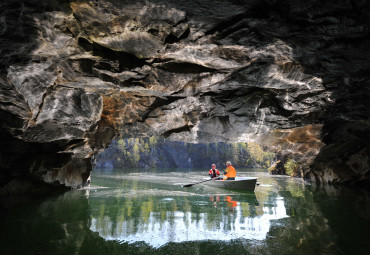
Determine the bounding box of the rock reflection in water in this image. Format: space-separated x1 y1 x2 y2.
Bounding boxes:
1 169 370 255
89 187 288 247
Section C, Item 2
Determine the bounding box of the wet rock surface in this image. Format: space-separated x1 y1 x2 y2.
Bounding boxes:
0 0 370 192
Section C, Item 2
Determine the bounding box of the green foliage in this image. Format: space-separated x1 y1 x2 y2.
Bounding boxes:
247 142 264 163
144 142 150 152
149 136 157 146
95 136 275 169
268 160 280 173
117 139 126 151
284 159 299 176
132 143 140 165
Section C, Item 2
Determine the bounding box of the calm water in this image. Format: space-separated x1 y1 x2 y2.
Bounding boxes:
1 168 370 255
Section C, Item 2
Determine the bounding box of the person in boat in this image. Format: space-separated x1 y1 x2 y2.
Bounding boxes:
223 161 236 180
208 164 220 178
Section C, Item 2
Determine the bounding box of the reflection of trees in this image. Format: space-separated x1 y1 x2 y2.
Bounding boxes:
89 173 343 254
5 173 367 255
89 186 267 242
0 174 354 255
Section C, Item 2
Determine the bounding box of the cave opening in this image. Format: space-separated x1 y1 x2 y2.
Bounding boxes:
93 136 276 177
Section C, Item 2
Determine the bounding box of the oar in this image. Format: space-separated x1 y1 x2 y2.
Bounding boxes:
182 178 214 187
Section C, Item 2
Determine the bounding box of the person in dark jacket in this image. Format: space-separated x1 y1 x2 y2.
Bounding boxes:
208 164 220 178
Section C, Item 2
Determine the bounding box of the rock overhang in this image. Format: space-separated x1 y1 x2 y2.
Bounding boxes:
1 0 370 194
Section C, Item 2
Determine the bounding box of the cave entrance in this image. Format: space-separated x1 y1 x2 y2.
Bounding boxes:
93 136 274 173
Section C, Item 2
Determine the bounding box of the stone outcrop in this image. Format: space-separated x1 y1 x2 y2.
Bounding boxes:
1 0 370 193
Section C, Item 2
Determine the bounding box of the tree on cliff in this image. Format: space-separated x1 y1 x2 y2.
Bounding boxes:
95 136 274 169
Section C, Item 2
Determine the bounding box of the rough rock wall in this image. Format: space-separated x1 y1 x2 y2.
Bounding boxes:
0 0 369 192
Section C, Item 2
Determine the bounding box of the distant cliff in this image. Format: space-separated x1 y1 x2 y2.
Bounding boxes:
94 137 274 169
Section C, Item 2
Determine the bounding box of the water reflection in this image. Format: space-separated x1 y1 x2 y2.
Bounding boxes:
225 196 238 208
90 194 288 247
88 170 289 248
1 169 370 255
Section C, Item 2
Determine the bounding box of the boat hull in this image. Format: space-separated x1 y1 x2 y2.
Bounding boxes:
203 177 257 191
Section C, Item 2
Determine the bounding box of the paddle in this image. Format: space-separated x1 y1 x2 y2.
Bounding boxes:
182 178 214 187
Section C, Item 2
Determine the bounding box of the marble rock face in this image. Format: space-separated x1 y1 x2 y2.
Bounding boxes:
0 0 369 193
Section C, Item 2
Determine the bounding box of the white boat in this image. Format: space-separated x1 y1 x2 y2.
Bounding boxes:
202 177 258 191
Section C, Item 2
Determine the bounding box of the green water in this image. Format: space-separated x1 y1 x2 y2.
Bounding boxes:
1 168 370 255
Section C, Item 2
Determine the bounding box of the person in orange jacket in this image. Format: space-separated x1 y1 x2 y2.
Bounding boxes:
223 161 236 180
208 164 220 178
